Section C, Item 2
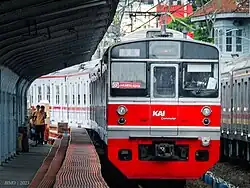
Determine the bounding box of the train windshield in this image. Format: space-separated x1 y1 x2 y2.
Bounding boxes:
110 62 148 97
153 66 176 98
181 63 219 98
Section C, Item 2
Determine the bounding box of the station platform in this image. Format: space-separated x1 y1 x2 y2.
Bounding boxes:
0 144 51 187
53 128 108 188
0 128 108 188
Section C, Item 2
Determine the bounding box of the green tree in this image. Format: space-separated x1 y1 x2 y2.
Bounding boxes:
167 16 213 43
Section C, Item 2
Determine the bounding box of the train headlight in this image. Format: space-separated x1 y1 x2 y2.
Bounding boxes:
117 105 127 116
203 118 210 126
201 106 211 117
118 117 126 125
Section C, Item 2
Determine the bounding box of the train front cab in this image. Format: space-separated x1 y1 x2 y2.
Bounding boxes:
106 39 221 181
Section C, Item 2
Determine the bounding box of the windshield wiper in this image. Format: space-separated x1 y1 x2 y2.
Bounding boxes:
195 84 203 94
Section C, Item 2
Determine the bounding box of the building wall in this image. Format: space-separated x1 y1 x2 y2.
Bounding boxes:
213 19 250 68
157 0 193 24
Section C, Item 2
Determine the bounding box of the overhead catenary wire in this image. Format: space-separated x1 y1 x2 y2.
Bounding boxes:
130 1 193 32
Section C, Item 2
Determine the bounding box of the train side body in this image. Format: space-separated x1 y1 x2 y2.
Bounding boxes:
220 56 250 162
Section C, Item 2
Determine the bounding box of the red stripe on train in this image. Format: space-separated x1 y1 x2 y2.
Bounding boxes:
107 104 221 126
31 105 90 111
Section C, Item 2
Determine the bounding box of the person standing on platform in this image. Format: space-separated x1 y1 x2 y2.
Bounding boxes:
39 105 47 145
32 105 40 146
32 105 46 146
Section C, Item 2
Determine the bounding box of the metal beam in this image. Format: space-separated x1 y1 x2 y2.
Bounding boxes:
14 35 102 65
0 7 109 40
1 23 104 67
0 0 52 14
0 12 109 56
23 54 93 79
0 0 103 24
3 24 105 70
13 37 102 73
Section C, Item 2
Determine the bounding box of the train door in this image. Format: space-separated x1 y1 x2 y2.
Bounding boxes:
150 64 179 136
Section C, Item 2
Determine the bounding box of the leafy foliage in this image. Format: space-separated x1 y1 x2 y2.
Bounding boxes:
167 16 214 43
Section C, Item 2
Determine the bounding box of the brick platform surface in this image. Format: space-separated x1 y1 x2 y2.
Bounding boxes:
53 128 109 188
37 136 69 188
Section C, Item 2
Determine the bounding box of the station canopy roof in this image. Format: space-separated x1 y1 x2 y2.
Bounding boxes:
0 0 118 81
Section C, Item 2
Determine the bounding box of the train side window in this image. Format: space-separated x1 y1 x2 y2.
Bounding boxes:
61 83 63 107
248 78 250 111
42 84 45 100
51 83 54 105
31 86 34 103
72 95 75 105
65 85 68 105
225 82 228 109
56 85 60 105
47 85 50 102
222 85 226 107
72 84 75 105
227 84 231 108
84 94 86 105
38 86 42 103
238 82 241 109
241 79 244 110
78 84 80 105
233 82 236 111
244 81 248 109
235 81 238 111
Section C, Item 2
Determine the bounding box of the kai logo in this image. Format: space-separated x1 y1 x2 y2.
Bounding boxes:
152 110 165 117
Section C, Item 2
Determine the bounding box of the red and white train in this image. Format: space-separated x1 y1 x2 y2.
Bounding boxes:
28 28 221 187
89 28 221 187
27 59 100 128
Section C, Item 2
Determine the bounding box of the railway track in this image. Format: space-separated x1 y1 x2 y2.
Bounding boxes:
137 180 210 188
96 144 211 188
133 161 247 188
209 162 249 188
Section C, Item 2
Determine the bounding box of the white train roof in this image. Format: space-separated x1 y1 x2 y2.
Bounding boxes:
222 55 250 74
39 58 101 78
120 28 193 41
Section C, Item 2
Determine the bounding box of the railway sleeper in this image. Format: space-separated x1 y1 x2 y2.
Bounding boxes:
137 179 186 188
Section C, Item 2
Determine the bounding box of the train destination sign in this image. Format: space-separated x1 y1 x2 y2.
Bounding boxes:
111 41 181 59
111 41 147 59
119 49 140 57
149 41 180 59
111 81 141 89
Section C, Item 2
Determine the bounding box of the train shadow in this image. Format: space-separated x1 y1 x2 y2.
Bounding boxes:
220 137 250 170
87 129 139 188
